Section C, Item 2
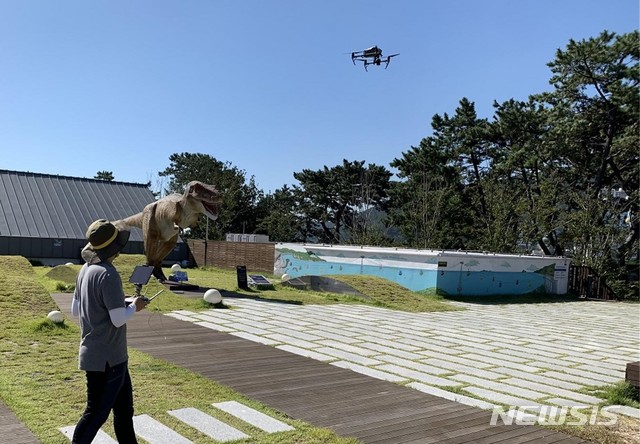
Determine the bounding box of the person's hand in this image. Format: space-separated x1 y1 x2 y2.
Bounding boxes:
133 297 149 312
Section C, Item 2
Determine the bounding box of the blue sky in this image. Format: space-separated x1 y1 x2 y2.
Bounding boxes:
1 1 637 194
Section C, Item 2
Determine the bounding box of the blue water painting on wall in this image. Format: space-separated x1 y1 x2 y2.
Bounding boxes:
275 244 569 296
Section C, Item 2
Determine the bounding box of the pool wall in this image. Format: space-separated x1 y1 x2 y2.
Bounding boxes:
274 243 570 296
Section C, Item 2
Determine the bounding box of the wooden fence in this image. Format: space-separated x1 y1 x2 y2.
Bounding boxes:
568 264 618 300
186 239 275 274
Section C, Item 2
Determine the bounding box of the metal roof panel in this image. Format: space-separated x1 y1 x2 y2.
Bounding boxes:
0 170 155 241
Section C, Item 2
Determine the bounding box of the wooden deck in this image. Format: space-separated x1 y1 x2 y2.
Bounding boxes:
46 293 591 443
0 401 40 444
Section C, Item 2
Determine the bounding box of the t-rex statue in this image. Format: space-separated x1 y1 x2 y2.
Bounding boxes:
117 181 223 281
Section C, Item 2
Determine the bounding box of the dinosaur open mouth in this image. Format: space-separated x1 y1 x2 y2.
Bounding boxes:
203 201 219 220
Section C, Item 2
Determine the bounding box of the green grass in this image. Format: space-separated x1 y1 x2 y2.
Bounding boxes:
589 382 640 409
0 255 358 443
328 274 460 312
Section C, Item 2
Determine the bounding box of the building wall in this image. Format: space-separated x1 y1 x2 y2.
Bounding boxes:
0 236 188 266
0 236 146 265
275 243 571 296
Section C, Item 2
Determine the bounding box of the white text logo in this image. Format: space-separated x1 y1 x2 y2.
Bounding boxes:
489 405 619 426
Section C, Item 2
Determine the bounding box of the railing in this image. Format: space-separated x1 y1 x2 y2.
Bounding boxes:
568 264 618 301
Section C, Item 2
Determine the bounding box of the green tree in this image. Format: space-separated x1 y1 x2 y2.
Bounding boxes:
488 98 563 254
390 99 494 250
538 30 639 277
389 131 463 249
159 152 262 240
94 171 114 181
255 186 304 242
293 159 392 244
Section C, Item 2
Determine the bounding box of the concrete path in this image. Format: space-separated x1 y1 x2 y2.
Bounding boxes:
170 298 640 419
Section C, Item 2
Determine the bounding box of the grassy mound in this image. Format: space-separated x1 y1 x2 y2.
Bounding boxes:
0 256 60 326
44 264 78 283
330 274 460 312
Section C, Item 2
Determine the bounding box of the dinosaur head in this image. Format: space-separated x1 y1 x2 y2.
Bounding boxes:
185 181 223 221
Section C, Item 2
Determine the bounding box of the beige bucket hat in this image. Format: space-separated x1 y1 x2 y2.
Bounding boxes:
81 219 130 264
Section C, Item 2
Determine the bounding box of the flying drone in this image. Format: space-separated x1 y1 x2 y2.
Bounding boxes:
351 46 399 71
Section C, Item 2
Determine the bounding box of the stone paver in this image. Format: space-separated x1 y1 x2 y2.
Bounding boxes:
500 378 603 405
170 298 640 419
359 342 426 359
491 367 584 390
376 355 451 375
168 407 249 441
264 333 318 349
230 331 282 345
314 346 382 365
58 426 117 443
451 374 548 400
133 414 193 444
408 382 495 409
305 329 362 344
420 358 504 379
463 386 545 407
212 401 295 432
607 405 640 419
376 364 462 386
194 321 236 332
331 360 408 382
276 344 336 361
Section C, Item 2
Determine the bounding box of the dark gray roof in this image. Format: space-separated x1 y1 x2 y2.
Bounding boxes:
0 169 154 242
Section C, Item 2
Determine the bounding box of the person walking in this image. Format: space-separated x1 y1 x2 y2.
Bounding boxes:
71 219 148 444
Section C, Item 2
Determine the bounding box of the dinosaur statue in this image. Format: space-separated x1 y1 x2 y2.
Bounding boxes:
117 181 223 281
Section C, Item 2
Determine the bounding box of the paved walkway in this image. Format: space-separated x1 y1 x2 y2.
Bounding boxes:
170 297 640 417
0 401 39 444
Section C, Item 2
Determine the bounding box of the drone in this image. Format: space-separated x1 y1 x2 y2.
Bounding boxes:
351 46 399 71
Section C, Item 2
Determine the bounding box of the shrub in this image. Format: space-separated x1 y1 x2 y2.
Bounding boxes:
55 282 75 292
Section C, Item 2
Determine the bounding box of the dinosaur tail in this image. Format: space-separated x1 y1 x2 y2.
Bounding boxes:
116 212 143 230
